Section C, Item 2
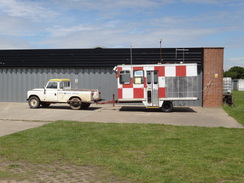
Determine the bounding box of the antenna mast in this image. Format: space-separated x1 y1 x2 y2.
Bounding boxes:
159 39 162 63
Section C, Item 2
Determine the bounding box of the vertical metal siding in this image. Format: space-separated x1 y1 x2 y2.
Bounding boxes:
0 67 117 103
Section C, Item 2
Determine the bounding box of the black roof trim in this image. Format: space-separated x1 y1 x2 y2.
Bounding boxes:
0 48 203 68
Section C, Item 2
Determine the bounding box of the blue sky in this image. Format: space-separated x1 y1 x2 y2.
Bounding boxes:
0 0 243 70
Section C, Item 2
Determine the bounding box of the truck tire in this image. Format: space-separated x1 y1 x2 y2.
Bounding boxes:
41 102 51 107
161 101 173 112
28 96 40 109
70 98 82 110
80 103 91 109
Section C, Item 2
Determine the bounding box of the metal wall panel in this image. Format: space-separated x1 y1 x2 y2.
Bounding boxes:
166 77 198 98
173 69 202 106
0 67 117 103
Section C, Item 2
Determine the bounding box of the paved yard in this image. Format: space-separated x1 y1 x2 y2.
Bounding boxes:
0 102 243 137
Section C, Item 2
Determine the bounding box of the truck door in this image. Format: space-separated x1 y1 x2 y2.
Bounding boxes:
146 71 159 107
44 81 58 102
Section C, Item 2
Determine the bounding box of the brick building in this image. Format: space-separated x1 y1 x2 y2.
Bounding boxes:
203 48 224 107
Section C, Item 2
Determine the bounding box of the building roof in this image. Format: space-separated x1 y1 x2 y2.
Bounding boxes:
0 48 203 68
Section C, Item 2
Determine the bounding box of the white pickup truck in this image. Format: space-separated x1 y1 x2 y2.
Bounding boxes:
27 79 101 110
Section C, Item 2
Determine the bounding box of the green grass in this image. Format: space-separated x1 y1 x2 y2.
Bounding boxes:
0 121 243 183
223 91 244 125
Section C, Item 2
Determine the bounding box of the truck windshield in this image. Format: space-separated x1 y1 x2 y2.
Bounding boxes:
46 82 57 89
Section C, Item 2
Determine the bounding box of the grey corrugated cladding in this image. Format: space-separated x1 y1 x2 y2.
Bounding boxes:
0 67 117 102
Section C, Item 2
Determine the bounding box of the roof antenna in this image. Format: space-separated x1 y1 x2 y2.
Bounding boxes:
159 39 163 63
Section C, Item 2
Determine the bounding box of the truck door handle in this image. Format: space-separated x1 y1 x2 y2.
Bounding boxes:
54 93 56 96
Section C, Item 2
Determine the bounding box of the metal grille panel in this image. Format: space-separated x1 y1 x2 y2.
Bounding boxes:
166 76 198 98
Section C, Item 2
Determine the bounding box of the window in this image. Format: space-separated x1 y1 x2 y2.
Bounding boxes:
147 71 158 84
60 82 71 89
133 70 144 84
147 71 151 84
65 82 70 87
46 82 57 89
60 82 64 89
120 70 130 84
154 71 158 84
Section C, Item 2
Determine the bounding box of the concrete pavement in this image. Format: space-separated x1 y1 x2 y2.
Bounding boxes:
0 102 243 137
0 120 49 137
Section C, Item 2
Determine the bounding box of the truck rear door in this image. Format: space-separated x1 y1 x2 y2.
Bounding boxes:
146 71 159 107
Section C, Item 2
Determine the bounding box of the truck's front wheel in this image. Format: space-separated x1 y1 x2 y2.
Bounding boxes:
28 96 40 109
70 98 82 110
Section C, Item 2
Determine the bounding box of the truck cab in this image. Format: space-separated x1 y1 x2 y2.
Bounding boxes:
46 79 71 90
43 79 71 102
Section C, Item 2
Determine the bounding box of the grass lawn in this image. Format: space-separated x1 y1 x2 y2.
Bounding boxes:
223 91 244 125
0 121 243 183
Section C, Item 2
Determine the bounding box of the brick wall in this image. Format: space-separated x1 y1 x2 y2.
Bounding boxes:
203 48 224 107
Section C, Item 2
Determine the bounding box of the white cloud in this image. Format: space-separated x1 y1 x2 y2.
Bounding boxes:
226 57 244 64
0 15 34 36
0 37 33 49
181 0 231 4
37 23 221 49
224 57 244 70
46 25 98 37
0 0 58 21
52 0 172 10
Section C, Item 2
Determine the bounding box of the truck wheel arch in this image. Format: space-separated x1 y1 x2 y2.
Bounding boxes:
69 96 82 101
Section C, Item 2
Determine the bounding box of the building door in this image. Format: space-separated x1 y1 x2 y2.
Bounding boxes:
146 71 159 107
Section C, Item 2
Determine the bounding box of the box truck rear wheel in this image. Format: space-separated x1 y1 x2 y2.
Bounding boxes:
161 101 173 112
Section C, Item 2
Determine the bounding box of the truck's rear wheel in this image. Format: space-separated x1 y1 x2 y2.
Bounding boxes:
161 101 173 112
28 96 40 108
80 103 91 109
70 98 82 110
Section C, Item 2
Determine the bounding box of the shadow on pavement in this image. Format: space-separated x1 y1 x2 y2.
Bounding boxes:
119 106 196 113
41 106 101 111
